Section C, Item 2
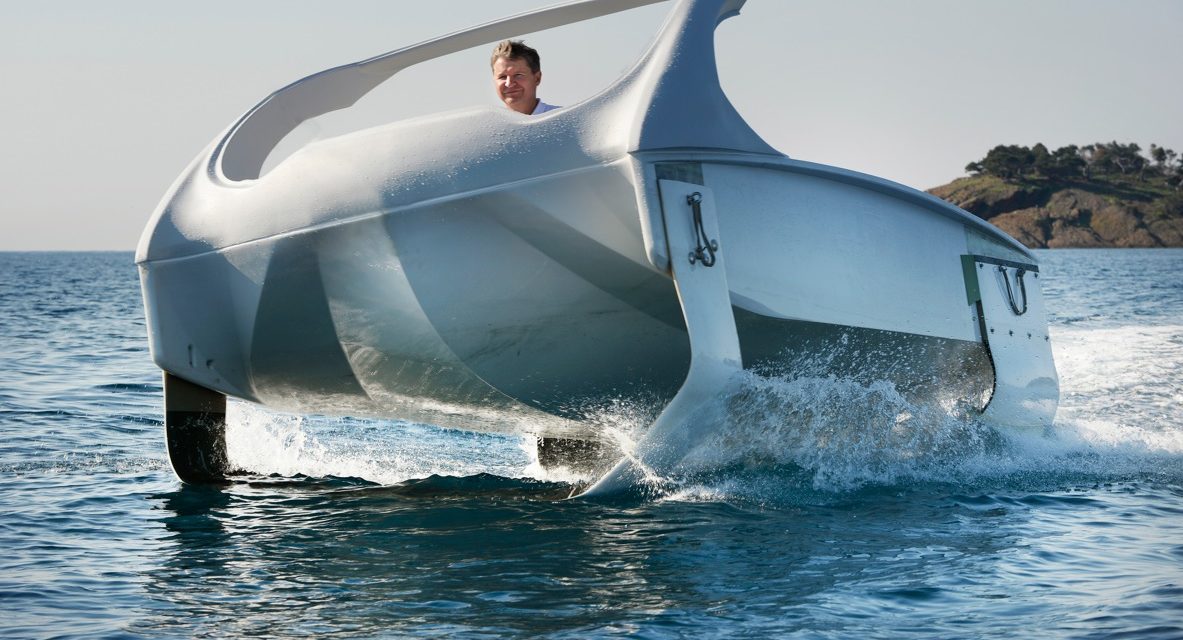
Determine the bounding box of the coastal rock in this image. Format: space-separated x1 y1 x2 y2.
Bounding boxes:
928 176 1045 219
1148 219 1183 245
989 207 1048 248
1046 220 1104 248
928 178 1180 248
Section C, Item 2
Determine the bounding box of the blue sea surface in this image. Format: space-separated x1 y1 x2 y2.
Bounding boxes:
1 249 1181 639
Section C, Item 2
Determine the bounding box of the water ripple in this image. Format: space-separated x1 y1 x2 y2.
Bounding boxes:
1 250 1181 638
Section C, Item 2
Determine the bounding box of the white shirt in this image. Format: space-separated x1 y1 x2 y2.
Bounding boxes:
532 100 560 115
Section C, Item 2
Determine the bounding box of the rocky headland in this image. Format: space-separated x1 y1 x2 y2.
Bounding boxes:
927 142 1183 248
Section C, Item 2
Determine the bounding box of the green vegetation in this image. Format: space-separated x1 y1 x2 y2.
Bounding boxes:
929 142 1183 248
964 141 1182 189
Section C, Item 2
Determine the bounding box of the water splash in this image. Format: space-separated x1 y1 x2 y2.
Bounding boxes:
655 323 1183 501
673 371 999 493
219 323 1183 500
224 402 531 485
1052 324 1183 436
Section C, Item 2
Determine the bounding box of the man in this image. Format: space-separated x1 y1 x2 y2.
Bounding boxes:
491 40 559 115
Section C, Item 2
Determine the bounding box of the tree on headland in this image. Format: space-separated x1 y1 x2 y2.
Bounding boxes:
1042 144 1086 179
965 144 1032 180
1151 144 1177 173
965 141 1178 186
1169 157 1183 192
1105 142 1144 177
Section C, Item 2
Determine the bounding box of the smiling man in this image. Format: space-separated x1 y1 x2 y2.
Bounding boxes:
491 40 559 115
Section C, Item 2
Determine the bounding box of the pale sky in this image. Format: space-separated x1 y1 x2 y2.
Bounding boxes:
2 0 1180 251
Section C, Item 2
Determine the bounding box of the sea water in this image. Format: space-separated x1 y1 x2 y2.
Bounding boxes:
1 249 1180 639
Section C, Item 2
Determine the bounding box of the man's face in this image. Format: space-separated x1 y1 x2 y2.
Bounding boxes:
492 56 541 115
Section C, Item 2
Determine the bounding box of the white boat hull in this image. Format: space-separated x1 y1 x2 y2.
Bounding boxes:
140 150 1021 437
137 0 1058 484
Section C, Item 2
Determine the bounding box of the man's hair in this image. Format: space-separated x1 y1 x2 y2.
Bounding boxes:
490 40 541 73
